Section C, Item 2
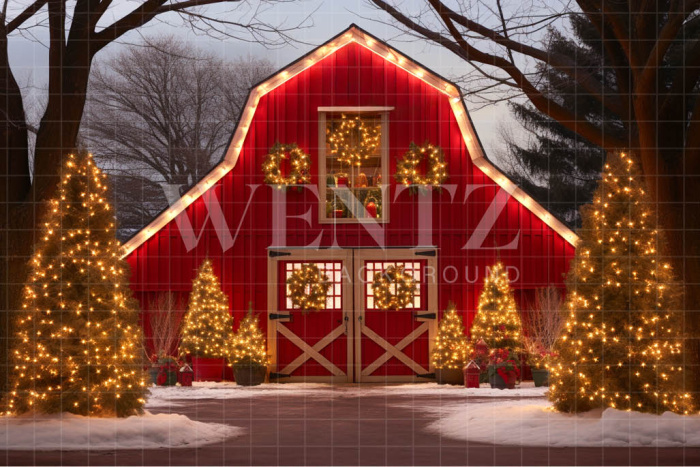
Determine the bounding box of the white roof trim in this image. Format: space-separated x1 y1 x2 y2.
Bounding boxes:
121 26 578 258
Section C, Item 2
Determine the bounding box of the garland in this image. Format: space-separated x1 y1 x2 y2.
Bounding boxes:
394 142 448 187
372 265 417 310
328 114 381 166
286 264 331 312
262 143 311 187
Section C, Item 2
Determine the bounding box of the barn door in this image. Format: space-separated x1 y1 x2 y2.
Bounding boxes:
267 248 437 383
267 249 353 383
353 249 438 382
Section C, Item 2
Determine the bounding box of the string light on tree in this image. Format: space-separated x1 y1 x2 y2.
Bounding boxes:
328 114 381 166
286 264 331 312
548 152 694 415
394 142 448 188
372 265 416 310
431 302 470 370
179 259 233 359
7 152 146 417
261 143 311 187
230 303 268 367
470 261 523 353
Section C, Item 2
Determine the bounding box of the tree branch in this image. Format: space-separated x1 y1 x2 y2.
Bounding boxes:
371 0 627 149
6 0 47 33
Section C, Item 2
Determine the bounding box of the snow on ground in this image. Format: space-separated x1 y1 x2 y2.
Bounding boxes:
428 399 700 447
146 382 334 407
146 381 546 407
358 382 547 398
0 411 243 450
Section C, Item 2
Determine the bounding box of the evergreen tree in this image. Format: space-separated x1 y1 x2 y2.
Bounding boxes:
549 152 694 414
431 303 469 370
470 262 523 353
179 259 233 359
7 152 145 417
230 303 267 367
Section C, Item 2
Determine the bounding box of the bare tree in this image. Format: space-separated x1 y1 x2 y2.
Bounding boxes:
0 0 308 394
81 36 274 238
147 292 187 360
369 0 700 393
522 287 566 365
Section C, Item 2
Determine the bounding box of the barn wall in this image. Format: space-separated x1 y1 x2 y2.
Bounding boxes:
125 41 574 334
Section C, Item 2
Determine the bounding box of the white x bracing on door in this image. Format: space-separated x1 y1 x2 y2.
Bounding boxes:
267 248 437 383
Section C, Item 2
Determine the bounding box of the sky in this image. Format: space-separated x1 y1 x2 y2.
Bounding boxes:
7 0 541 165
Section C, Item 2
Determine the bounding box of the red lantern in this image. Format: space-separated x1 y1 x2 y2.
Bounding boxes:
179 363 194 387
463 361 481 388
336 175 348 186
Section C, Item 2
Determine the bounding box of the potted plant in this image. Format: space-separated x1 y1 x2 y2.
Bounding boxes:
179 260 234 382
230 304 268 386
522 286 565 387
146 293 185 384
156 356 179 386
487 348 520 389
431 303 469 385
528 346 557 387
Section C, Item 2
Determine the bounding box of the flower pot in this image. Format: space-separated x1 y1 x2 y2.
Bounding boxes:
532 368 549 387
488 373 507 390
435 368 464 385
504 371 517 389
192 356 226 382
149 366 160 385
234 364 267 386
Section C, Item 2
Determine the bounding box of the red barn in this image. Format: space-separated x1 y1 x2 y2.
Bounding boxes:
123 25 577 383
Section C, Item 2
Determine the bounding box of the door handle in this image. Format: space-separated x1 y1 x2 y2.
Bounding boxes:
343 315 349 335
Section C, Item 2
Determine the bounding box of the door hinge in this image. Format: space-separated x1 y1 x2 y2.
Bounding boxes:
415 250 436 257
269 372 291 379
418 372 436 379
414 312 436 320
269 250 292 258
269 313 292 321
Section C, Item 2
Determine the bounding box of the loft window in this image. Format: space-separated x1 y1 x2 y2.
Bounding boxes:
318 107 391 223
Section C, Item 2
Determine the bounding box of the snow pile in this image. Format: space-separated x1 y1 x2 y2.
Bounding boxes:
146 382 333 406
429 399 700 447
360 382 547 398
0 411 243 450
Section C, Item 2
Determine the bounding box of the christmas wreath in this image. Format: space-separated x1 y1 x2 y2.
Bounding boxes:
372 265 417 310
286 264 331 312
394 142 448 188
328 114 381 166
262 143 311 187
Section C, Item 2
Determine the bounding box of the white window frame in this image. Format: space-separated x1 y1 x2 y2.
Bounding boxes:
318 106 393 224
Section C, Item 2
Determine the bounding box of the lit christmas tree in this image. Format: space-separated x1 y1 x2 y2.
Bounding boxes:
470 261 523 353
179 259 233 359
230 303 268 367
7 152 145 417
549 152 694 414
431 303 469 369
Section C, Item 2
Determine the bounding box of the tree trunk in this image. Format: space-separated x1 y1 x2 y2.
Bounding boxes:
0 28 30 395
1 42 93 397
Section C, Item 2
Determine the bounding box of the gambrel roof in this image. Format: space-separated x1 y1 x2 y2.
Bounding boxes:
121 24 578 258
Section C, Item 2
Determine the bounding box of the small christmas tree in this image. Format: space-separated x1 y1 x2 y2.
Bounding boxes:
431 303 469 369
230 303 268 367
470 261 523 353
7 152 145 417
549 152 693 414
179 259 233 359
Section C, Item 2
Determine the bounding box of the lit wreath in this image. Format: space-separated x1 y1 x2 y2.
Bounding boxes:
287 264 331 312
262 143 311 187
372 265 417 310
328 114 381 166
394 142 448 187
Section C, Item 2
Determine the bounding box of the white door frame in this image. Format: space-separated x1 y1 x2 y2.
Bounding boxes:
268 247 438 383
267 248 353 383
352 248 438 382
